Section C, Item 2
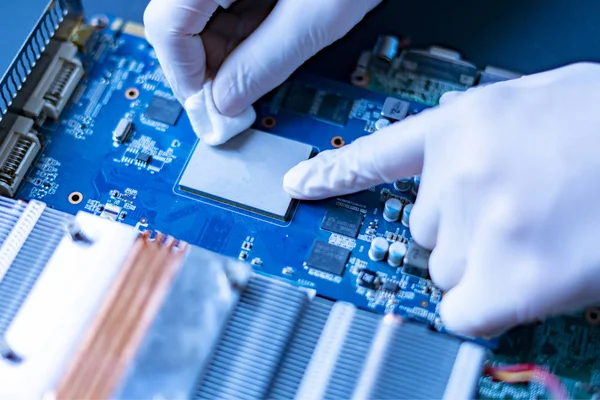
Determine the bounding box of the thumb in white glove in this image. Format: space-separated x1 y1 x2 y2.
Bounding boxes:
284 62 600 336
144 0 381 145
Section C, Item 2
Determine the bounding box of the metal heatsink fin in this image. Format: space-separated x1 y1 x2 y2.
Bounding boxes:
195 275 309 399
0 197 72 335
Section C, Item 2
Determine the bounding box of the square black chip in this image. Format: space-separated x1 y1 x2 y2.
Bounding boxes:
306 241 350 276
145 95 183 126
321 206 363 238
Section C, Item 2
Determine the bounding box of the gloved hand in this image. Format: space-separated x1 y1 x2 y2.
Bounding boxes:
284 62 600 336
144 0 381 145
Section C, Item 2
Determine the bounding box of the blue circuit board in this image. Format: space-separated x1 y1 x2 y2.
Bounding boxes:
15 20 494 348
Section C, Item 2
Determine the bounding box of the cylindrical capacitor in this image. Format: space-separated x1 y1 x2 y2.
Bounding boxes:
401 203 413 227
369 237 390 261
411 175 421 196
393 178 412 192
375 118 391 130
383 198 402 222
388 241 407 267
373 35 400 63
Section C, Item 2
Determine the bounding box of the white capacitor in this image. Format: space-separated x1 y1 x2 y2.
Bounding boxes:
369 237 390 261
383 198 402 222
393 178 412 192
411 174 421 196
388 241 407 267
375 118 391 130
401 203 413 227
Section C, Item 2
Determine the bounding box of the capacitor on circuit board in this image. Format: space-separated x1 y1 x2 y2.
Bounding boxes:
369 237 389 261
411 175 421 196
388 241 407 267
383 198 402 222
393 178 412 192
401 203 413 227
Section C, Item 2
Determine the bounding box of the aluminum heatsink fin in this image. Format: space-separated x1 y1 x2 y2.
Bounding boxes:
195 275 309 400
324 308 380 400
268 297 334 400
0 197 72 335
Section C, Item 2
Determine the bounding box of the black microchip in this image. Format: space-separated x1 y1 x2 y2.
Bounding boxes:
382 280 399 293
136 152 152 164
306 241 350 275
282 83 317 115
357 269 382 290
145 95 183 125
321 206 363 238
315 93 353 126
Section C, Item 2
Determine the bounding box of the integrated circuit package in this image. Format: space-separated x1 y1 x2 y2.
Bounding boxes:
307 240 351 275
179 128 314 220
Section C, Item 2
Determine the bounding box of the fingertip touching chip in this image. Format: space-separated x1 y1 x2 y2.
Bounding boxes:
307 241 350 275
315 93 353 126
321 206 363 238
145 95 183 126
179 128 314 220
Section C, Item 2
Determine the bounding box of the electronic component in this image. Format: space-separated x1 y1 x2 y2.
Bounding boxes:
412 174 421 195
401 203 413 227
388 241 407 267
320 205 363 238
282 83 317 115
99 203 122 221
179 128 313 220
383 197 402 222
112 118 134 144
403 241 431 279
357 268 382 289
14 40 84 122
307 240 350 275
136 152 152 165
144 94 183 126
368 237 389 261
382 279 400 293
315 93 353 126
381 97 410 121
373 34 401 63
393 178 412 192
0 114 41 197
375 118 391 130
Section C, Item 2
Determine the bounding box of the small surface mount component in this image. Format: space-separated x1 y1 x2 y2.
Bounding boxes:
144 94 183 126
315 93 353 126
112 118 134 144
99 203 122 221
136 152 152 165
403 241 431 279
381 97 410 121
382 279 400 293
357 269 382 289
306 241 350 275
321 205 363 238
179 128 313 220
388 241 407 267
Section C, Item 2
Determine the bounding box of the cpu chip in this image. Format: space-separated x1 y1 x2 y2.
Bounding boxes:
179 129 314 220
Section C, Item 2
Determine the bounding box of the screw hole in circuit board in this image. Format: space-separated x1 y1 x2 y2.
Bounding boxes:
68 192 83 205
585 306 600 326
125 88 139 100
331 136 345 148
261 116 276 129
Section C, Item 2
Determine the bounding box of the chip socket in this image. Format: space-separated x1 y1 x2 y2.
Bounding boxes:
179 129 314 220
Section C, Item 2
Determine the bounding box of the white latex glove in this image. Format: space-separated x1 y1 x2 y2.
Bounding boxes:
284 62 600 336
144 0 381 145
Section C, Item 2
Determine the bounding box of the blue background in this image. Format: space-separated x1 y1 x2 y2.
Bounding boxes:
81 0 600 78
